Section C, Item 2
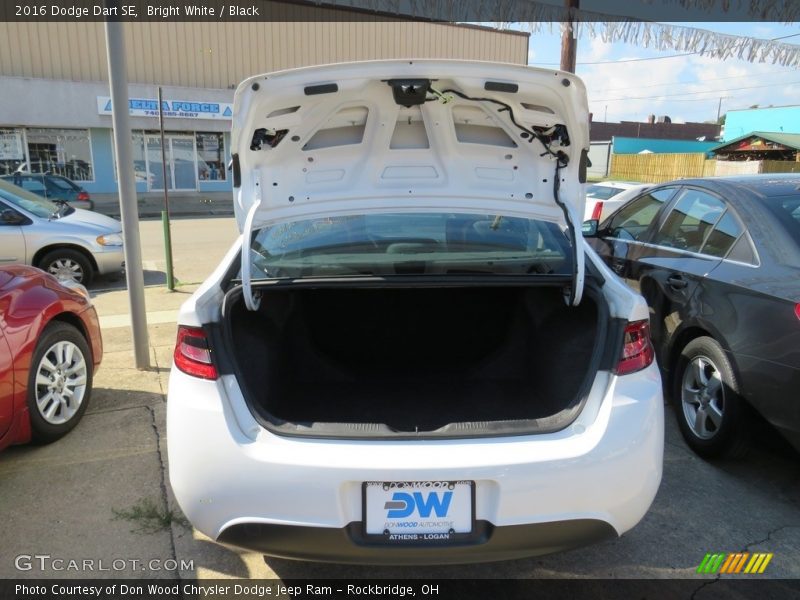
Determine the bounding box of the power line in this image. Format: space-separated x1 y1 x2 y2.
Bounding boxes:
593 79 800 102
591 68 797 94
531 53 694 66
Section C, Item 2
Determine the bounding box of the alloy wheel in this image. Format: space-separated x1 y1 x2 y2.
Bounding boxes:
681 355 725 440
34 340 88 425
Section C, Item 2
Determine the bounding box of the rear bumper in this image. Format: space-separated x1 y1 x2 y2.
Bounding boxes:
167 362 663 564
217 519 617 565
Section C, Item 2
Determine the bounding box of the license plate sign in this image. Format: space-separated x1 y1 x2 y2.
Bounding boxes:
364 481 473 538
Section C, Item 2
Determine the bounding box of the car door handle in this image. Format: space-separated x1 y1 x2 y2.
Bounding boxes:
667 275 688 289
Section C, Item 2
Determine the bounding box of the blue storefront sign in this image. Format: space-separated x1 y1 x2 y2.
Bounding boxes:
97 96 233 120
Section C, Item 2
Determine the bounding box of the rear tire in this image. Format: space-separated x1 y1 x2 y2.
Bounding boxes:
671 336 749 459
38 248 94 286
26 322 93 444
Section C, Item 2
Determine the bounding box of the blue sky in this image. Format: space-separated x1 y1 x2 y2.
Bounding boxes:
520 21 800 123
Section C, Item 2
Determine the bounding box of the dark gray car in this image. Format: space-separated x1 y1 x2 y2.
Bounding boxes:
586 174 800 458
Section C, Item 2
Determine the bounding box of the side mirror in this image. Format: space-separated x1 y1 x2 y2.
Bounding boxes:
582 219 599 237
1 209 26 225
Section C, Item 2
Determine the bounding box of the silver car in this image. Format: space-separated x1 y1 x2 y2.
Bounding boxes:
0 179 123 285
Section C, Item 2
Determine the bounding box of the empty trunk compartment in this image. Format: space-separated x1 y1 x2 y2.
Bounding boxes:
222 283 610 438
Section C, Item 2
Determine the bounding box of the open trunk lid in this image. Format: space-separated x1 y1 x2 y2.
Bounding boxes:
231 60 590 307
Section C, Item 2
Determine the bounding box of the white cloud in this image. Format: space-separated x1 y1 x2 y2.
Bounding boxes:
579 52 800 123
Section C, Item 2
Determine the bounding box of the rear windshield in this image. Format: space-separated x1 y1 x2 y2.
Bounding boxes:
248 212 572 279
759 194 800 248
47 176 79 191
586 184 623 200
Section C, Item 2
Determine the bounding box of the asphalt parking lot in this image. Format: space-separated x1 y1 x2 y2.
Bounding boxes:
0 217 798 587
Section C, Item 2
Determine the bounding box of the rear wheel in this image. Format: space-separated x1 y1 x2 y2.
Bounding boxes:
672 336 748 458
26 322 93 443
38 248 94 286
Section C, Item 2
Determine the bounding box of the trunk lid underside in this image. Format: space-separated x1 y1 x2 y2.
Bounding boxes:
231 60 591 308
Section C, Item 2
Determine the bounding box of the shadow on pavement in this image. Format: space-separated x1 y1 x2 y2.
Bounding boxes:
89 270 173 295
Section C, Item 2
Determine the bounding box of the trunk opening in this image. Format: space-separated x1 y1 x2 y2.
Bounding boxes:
221 281 610 438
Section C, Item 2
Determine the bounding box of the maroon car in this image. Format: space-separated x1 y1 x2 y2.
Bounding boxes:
0 265 102 450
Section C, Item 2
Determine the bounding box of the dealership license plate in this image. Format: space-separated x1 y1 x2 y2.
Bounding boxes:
364 481 473 540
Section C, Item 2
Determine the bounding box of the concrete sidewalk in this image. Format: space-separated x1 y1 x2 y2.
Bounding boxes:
92 191 233 219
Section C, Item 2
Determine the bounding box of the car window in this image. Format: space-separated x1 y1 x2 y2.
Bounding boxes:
759 194 800 248
606 187 677 241
700 210 744 258
726 233 757 265
586 185 622 200
0 200 24 226
18 176 47 194
652 189 726 252
46 176 76 191
248 212 573 279
0 179 60 219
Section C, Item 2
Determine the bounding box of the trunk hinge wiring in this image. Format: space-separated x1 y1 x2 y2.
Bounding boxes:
429 85 584 306
552 154 584 306
241 173 263 311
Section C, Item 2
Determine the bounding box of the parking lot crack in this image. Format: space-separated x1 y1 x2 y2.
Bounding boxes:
742 524 798 551
150 342 167 400
691 577 719 599
691 526 799 598
145 404 179 580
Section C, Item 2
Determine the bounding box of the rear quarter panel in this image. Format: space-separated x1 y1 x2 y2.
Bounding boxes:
697 260 800 437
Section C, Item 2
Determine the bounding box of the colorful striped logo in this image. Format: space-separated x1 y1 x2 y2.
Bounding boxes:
697 552 773 574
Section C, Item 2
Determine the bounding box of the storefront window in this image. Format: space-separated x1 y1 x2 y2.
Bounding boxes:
196 132 226 181
25 128 94 181
130 131 150 185
0 128 27 176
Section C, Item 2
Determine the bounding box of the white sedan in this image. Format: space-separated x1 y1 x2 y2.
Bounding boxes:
585 182 652 222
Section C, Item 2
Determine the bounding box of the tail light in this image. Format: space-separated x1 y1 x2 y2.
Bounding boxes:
591 201 604 221
615 320 654 375
795 303 800 321
174 326 218 380
77 191 90 202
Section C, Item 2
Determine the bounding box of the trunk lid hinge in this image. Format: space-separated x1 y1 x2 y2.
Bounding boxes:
241 173 263 311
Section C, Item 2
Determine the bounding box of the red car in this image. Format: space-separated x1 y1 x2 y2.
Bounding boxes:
0 265 102 450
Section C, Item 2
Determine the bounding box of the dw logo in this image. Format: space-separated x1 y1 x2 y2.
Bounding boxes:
384 491 453 518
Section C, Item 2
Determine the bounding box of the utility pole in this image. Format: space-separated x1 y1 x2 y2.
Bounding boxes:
560 0 579 73
716 97 724 123
104 11 150 369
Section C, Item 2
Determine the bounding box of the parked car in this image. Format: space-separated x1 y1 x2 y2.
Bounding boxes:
584 174 800 458
584 183 652 222
167 60 663 564
0 265 102 451
0 179 123 285
1 172 94 210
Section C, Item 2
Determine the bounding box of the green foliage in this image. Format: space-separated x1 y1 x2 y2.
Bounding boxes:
112 497 189 534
